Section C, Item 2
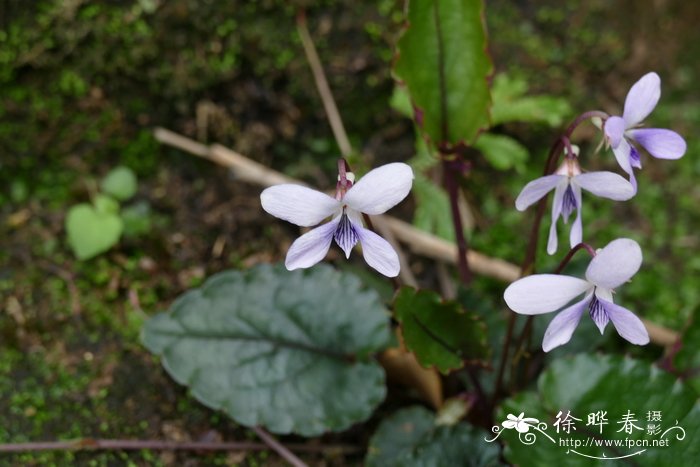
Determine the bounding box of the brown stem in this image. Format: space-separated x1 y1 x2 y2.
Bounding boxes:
0 439 360 454
443 160 472 284
252 427 308 467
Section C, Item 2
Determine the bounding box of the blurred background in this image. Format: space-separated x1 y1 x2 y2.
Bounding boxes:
1 0 698 465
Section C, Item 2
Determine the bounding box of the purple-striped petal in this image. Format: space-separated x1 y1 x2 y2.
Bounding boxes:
573 172 635 201
622 72 661 127
586 238 642 289
355 225 400 277
599 298 650 345
588 295 610 334
628 128 686 160
547 180 568 255
542 294 591 352
284 217 340 270
604 116 626 148
333 213 359 258
504 274 591 315
569 184 583 248
343 163 414 215
261 184 340 227
515 174 565 211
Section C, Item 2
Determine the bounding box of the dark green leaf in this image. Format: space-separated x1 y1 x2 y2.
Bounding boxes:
498 354 699 466
394 287 489 373
394 0 492 146
142 264 392 436
366 406 502 467
673 319 700 394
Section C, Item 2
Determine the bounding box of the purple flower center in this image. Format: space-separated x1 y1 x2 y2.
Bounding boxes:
629 145 642 169
589 295 610 334
334 212 359 258
561 185 577 222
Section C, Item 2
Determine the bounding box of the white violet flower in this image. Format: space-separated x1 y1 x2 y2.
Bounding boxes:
260 162 414 277
504 238 649 352
515 155 634 255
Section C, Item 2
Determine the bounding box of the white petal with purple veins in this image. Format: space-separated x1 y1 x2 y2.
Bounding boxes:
573 172 634 201
355 225 400 277
586 238 642 289
261 185 340 227
333 213 359 258
285 217 340 270
504 274 591 315
604 116 626 148
622 72 661 127
599 298 650 345
628 128 687 160
515 174 565 211
542 294 591 352
569 184 583 248
344 163 414 215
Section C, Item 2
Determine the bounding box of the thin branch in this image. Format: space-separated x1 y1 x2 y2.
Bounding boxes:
253 427 309 467
296 11 353 157
0 438 361 454
153 127 679 347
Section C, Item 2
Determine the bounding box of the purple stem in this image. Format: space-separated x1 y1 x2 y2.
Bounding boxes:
493 110 606 400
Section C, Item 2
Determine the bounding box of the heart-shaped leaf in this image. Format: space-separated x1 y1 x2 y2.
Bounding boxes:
497 354 700 466
142 264 392 436
394 287 489 374
394 0 492 147
366 406 502 466
100 166 137 201
65 203 123 260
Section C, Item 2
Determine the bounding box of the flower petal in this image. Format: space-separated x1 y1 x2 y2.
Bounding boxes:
284 217 339 270
612 138 633 176
604 116 626 148
628 128 686 160
261 185 340 227
515 175 565 211
599 298 650 346
542 294 591 352
622 72 661 127
504 274 591 315
585 238 642 289
333 214 359 258
547 180 568 255
355 225 400 277
343 163 414 215
573 172 635 201
569 184 583 248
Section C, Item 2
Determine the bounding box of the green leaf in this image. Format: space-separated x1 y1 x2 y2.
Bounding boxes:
498 354 700 466
142 264 392 436
490 73 571 127
100 166 137 201
394 0 492 146
474 133 529 172
393 287 489 374
673 319 700 394
412 175 454 241
65 203 123 260
93 193 120 215
121 201 153 237
366 406 502 466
